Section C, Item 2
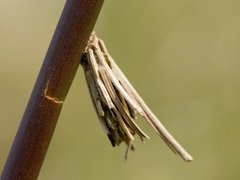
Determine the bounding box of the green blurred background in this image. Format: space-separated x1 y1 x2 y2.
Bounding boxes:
1 1 240 179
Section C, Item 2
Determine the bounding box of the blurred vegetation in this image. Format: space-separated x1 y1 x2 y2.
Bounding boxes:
1 0 240 179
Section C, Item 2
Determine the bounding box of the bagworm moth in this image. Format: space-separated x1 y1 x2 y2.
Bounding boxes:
80 33 193 162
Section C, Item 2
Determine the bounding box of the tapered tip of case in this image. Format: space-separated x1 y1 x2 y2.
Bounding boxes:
183 154 193 162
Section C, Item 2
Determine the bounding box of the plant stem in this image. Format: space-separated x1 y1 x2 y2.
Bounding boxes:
0 0 104 179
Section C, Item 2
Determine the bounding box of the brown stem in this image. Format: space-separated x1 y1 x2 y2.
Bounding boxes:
0 0 104 179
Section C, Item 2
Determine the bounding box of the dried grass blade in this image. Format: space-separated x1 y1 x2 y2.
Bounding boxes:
98 38 193 162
